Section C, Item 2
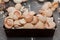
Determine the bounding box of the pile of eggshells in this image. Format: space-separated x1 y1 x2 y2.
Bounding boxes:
3 0 59 29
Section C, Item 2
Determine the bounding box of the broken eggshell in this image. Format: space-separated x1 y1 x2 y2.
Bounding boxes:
4 17 14 29
31 16 39 25
35 21 45 29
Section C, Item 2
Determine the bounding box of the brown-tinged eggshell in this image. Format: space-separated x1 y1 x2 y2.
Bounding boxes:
4 17 13 29
52 2 58 9
35 21 45 29
24 14 33 23
14 20 21 28
41 2 52 10
31 16 38 25
36 14 47 22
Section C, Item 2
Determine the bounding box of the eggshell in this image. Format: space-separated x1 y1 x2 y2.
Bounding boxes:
14 20 21 28
31 16 38 25
15 3 22 10
19 19 26 24
36 14 47 22
23 23 34 29
35 21 45 29
6 7 16 13
24 14 33 23
41 2 52 10
4 17 13 29
13 0 22 3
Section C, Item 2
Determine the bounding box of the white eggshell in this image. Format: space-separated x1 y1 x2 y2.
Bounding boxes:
7 7 16 13
45 22 56 29
44 9 53 17
14 20 21 28
19 19 26 24
29 11 36 16
24 14 33 23
42 2 52 10
13 0 22 3
15 3 22 10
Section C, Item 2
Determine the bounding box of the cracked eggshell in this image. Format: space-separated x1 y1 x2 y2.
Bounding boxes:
23 23 34 29
45 22 56 29
14 20 21 28
13 0 23 3
36 14 47 22
19 19 26 25
13 10 22 19
35 21 45 29
23 8 29 16
41 9 53 17
8 10 22 20
45 17 56 29
52 2 58 9
4 17 13 29
15 3 22 10
24 14 33 23
46 17 54 22
31 16 38 25
41 2 52 10
6 7 16 13
29 11 36 16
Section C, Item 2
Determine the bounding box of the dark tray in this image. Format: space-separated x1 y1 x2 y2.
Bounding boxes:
3 0 56 37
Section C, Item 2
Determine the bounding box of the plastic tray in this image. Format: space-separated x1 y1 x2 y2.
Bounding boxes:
3 0 56 37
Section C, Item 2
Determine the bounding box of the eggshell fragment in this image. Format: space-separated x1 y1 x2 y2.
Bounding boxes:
35 21 45 29
31 16 38 25
13 0 22 3
29 11 36 16
36 14 47 22
19 19 26 24
41 2 52 10
45 22 56 29
45 17 56 29
6 7 16 13
4 17 13 29
52 2 58 9
14 20 21 28
24 23 34 29
39 9 53 17
15 3 22 10
24 14 33 23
